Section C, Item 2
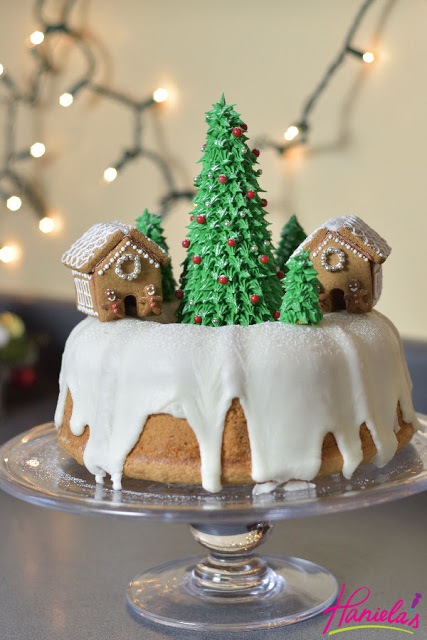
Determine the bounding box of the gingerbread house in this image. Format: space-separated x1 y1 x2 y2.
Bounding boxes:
291 215 391 314
62 221 170 322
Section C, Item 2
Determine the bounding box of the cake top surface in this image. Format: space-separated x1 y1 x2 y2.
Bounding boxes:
62 221 170 273
291 215 391 264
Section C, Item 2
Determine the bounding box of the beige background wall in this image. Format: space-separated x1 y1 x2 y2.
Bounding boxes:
0 0 426 338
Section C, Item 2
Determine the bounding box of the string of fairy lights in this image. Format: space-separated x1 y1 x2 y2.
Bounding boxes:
259 0 378 154
1 0 379 266
0 0 193 264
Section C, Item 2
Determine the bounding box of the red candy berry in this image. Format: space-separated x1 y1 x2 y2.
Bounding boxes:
175 289 184 300
194 315 202 324
246 189 256 199
192 255 201 264
182 239 190 248
260 255 269 264
190 215 195 221
196 215 206 224
277 270 285 280
241 123 248 131
218 275 228 284
232 127 243 137
250 294 260 303
273 310 281 320
218 174 227 184
260 199 268 207
227 238 236 247
252 149 260 157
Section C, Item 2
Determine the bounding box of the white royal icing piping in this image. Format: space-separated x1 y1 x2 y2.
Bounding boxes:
291 215 391 261
54 312 418 493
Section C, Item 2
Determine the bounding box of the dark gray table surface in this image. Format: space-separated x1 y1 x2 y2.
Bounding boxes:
1 373 426 640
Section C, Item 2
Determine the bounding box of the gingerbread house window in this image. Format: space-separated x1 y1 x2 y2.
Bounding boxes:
74 277 95 313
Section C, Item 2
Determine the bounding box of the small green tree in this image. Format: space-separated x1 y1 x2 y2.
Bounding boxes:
177 95 283 326
135 209 177 302
279 250 323 325
276 214 307 273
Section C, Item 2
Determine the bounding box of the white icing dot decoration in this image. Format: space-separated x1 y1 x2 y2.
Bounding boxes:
115 253 141 280
61 221 131 270
290 215 391 263
321 247 346 272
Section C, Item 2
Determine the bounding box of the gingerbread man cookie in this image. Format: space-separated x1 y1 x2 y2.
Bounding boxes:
137 284 163 317
344 279 370 313
100 289 126 321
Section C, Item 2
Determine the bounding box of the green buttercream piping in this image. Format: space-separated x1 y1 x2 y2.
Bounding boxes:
177 96 282 326
135 209 177 302
279 249 323 326
275 214 307 273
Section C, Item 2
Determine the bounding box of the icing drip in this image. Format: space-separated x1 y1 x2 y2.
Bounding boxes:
55 312 418 493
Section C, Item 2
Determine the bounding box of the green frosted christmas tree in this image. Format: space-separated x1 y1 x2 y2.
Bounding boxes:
279 249 323 326
177 95 283 326
135 208 177 302
276 214 307 274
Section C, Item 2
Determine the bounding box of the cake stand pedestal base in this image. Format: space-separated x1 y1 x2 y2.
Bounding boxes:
1 422 427 633
127 522 338 632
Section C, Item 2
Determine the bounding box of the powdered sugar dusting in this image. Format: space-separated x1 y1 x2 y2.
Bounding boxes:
55 311 417 493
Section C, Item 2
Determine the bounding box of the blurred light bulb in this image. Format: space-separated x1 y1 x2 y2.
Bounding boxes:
153 88 168 103
284 125 300 142
7 196 22 211
59 92 73 107
362 51 375 64
0 63 4 77
39 216 55 233
30 142 46 158
29 31 45 46
0 245 19 263
103 167 118 183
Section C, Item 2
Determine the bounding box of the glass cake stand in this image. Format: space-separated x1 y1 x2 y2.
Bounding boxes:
0 418 426 633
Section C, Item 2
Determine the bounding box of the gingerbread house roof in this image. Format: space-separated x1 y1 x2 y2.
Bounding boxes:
291 215 391 264
62 221 170 274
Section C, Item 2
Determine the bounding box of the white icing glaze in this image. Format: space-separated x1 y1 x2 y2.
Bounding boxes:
55 311 419 493
283 480 316 492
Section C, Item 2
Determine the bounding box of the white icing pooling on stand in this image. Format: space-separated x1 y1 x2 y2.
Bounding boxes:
55 312 418 493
